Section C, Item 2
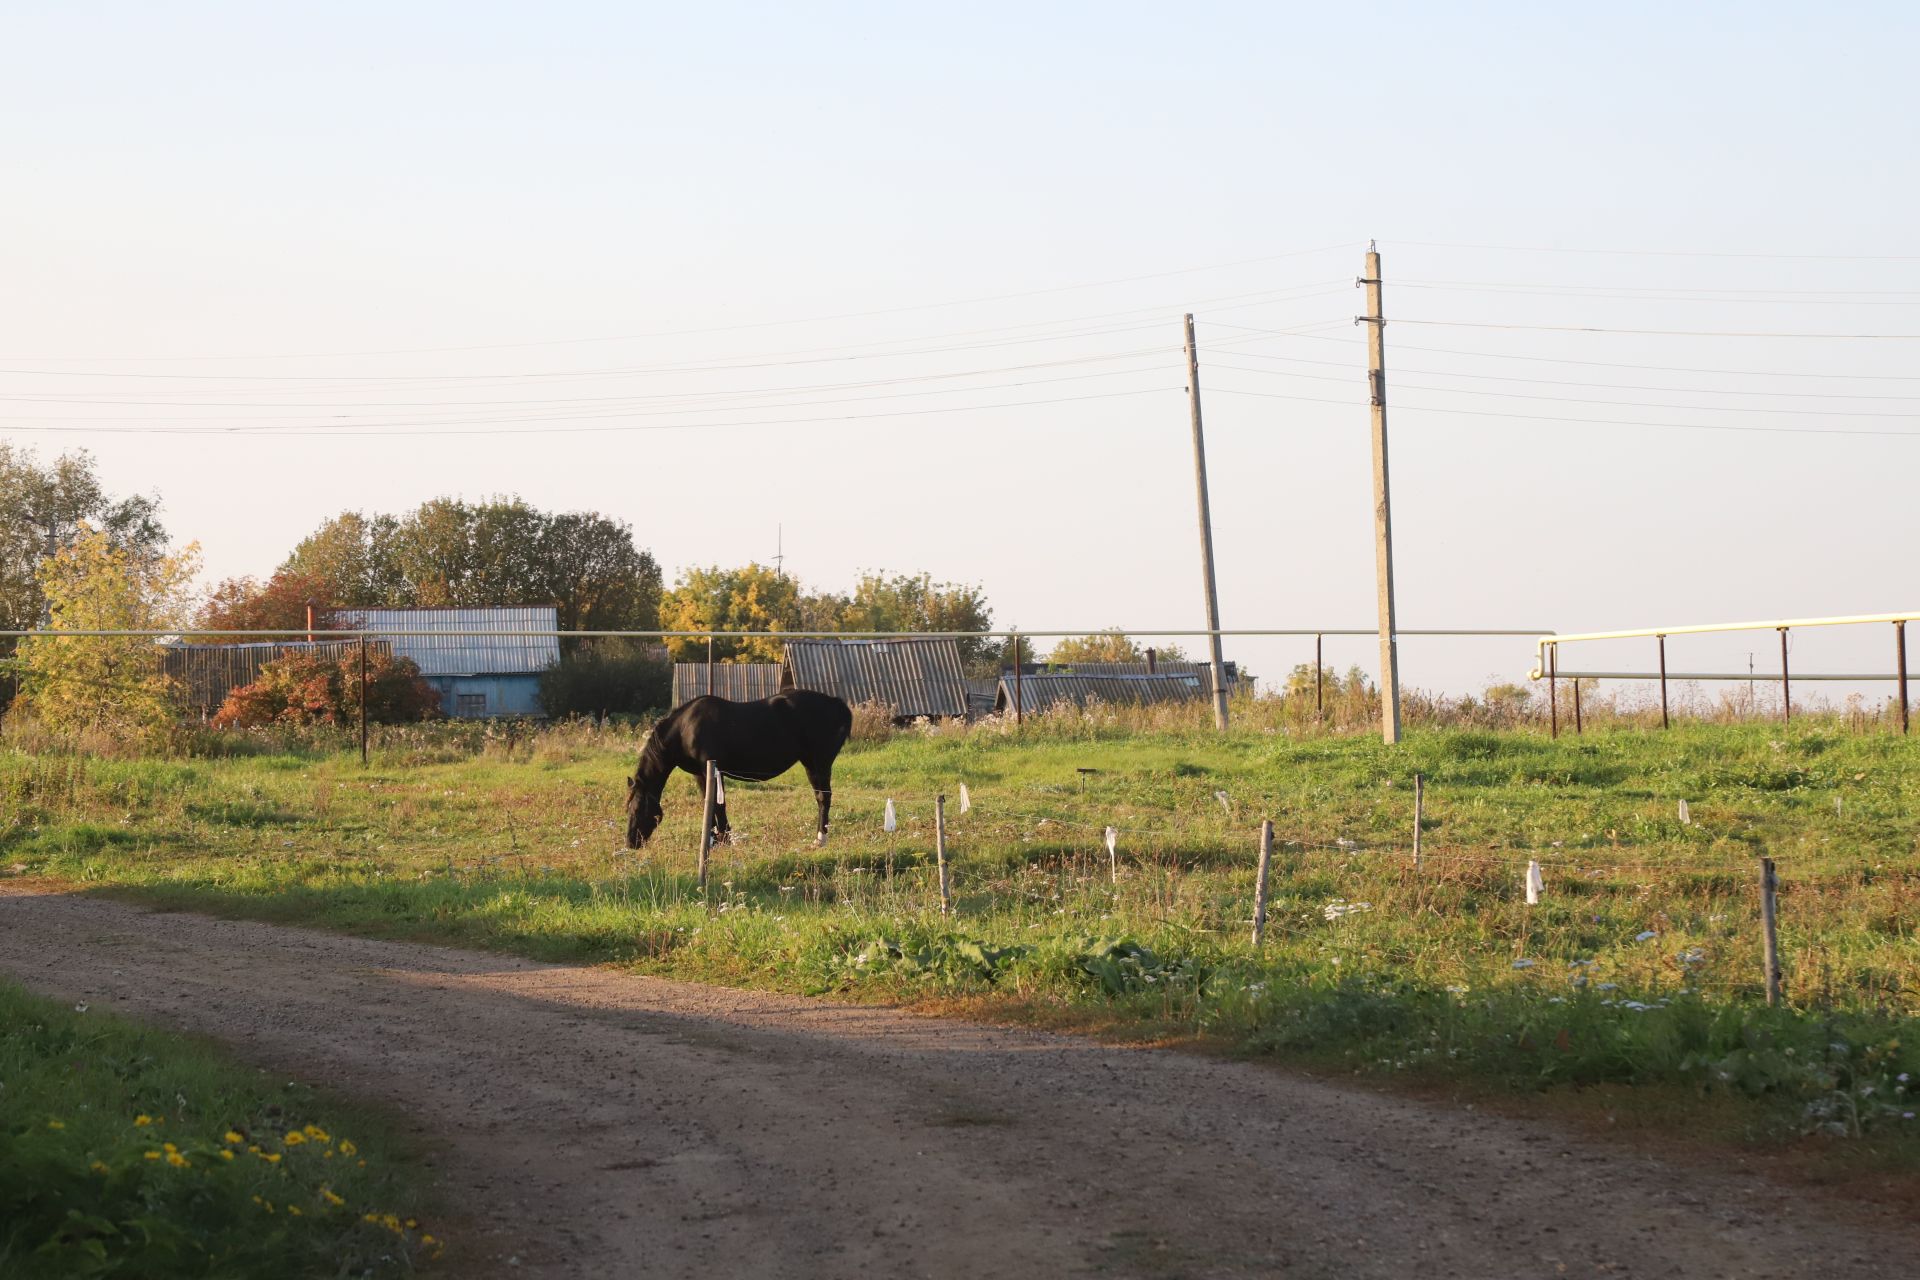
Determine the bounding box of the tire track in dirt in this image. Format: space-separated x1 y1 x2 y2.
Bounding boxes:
1 883 1911 1279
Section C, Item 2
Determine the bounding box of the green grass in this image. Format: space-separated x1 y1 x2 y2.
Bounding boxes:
0 979 442 1279
4 711 1919 1152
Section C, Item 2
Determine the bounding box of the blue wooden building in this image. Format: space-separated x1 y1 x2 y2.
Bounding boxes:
331 606 560 718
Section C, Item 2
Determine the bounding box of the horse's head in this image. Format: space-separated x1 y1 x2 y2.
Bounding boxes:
625 775 663 849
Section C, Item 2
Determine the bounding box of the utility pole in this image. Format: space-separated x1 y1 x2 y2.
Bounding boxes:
1359 243 1402 744
1183 313 1230 730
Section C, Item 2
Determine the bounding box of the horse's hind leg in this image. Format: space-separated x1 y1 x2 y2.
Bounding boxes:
805 762 832 848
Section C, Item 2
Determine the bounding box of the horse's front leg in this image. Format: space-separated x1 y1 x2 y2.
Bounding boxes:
806 765 832 848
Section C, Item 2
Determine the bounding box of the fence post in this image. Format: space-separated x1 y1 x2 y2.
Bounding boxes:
697 761 717 890
1657 634 1670 730
1412 773 1424 871
1145 646 1157 675
706 635 715 698
1314 633 1324 721
1896 620 1909 736
1012 632 1023 727
358 637 369 766
1251 819 1274 946
1572 678 1583 735
1548 644 1559 739
1759 857 1782 1006
1778 628 1791 724
934 794 951 916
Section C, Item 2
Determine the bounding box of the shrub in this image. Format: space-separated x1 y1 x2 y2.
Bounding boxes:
536 640 670 720
212 650 440 728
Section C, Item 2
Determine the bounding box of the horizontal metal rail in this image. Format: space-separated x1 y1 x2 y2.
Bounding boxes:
1553 670 1901 683
1530 611 1920 679
0 627 1556 640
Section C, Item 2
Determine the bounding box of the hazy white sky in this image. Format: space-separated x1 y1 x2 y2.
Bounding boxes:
4 2 1916 698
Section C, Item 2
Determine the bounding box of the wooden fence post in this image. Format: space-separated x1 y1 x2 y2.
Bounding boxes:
358 637 369 766
1759 857 1782 1006
1412 773 1424 871
1251 820 1274 946
934 794 952 916
697 761 717 890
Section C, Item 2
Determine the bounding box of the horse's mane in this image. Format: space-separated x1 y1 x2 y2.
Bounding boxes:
633 722 670 786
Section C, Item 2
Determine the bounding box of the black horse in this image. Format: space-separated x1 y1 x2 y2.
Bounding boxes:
625 689 854 850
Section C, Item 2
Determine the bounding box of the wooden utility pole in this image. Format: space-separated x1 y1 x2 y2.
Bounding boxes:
1183 313 1230 731
1360 244 1402 744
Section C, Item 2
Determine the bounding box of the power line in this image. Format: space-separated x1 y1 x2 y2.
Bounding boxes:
0 241 1360 363
1394 238 1920 262
1206 385 1920 439
1390 318 1920 339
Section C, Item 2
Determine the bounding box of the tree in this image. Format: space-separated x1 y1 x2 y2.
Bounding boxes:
8 525 200 746
278 499 661 630
658 563 801 662
211 648 441 727
839 571 994 669
197 569 340 637
1046 629 1189 665
537 639 672 720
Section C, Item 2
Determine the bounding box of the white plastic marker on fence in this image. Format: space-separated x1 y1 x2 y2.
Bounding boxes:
714 773 726 804
883 799 897 833
1678 799 1691 825
1525 859 1544 905
1104 826 1119 885
1252 820 1275 946
959 784 971 814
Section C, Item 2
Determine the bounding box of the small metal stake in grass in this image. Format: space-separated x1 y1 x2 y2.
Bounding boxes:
1759 857 1783 1006
697 761 717 891
1104 825 1118 885
934 794 952 916
1412 773 1424 871
1252 820 1274 947
1677 799 1690 826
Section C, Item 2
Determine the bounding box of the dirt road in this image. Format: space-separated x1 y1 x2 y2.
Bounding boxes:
1 884 1909 1279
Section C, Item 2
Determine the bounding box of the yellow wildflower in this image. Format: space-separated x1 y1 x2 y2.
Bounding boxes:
303 1124 330 1143
218 1150 235 1162
134 1115 152 1127
259 1152 282 1164
422 1235 438 1246
380 1213 402 1234
224 1130 244 1145
287 1205 303 1217
247 1145 262 1155
322 1188 345 1207
323 1150 334 1160
362 1213 380 1224
46 1120 65 1131
405 1218 418 1229
143 1151 161 1161
162 1143 178 1155
166 1152 190 1169
283 1131 307 1146
89 1161 110 1175
337 1140 357 1156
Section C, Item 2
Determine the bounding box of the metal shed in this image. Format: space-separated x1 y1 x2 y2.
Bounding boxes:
160 639 392 717
1055 659 1247 689
330 606 560 718
782 637 969 720
993 672 1212 715
671 662 785 706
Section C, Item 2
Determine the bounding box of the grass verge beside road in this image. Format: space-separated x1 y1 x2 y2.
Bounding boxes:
5 714 1918 1161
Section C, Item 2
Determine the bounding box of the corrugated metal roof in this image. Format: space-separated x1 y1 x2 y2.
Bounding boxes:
671 662 786 706
783 637 968 719
994 672 1211 714
329 607 559 676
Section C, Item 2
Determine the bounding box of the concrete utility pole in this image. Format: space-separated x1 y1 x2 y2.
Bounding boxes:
1359 243 1403 744
1183 313 1230 731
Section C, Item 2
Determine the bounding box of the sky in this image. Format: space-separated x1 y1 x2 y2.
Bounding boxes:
3 2 1917 701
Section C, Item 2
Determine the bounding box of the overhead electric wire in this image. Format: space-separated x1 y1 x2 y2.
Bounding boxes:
0 241 1360 363
0 385 1177 439
1391 318 1920 339
1393 239 1920 262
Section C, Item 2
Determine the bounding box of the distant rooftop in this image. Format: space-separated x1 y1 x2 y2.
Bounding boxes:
328 606 559 677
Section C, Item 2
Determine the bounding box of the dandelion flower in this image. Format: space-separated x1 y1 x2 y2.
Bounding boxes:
338 1139 358 1156
167 1152 191 1168
260 1152 282 1164
287 1205 303 1216
163 1143 178 1154
322 1189 345 1207
283 1131 307 1146
134 1115 153 1127
218 1150 235 1162
45 1120 65 1131
89 1161 110 1175
224 1130 244 1144
303 1124 330 1142
144 1151 162 1161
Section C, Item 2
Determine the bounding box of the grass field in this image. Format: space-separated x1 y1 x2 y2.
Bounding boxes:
4 707 1918 1157
0 979 443 1278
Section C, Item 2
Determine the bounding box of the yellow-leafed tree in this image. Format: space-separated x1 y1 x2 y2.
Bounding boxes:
9 525 200 746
